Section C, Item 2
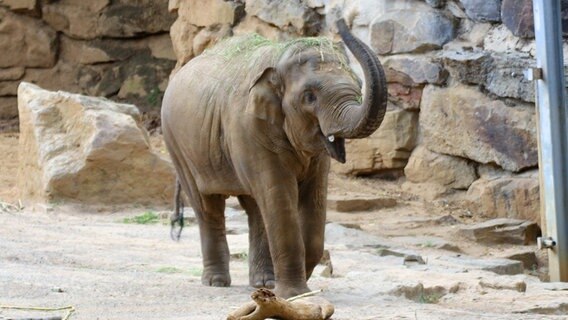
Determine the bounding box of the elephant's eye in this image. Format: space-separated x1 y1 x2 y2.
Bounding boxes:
303 91 317 104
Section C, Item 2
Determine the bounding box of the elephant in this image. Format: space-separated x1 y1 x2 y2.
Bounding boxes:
161 19 387 299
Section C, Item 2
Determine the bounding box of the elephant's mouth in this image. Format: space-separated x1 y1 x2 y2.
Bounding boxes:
319 133 346 163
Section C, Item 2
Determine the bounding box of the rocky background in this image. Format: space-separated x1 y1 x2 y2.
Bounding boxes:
0 0 176 132
4 0 567 218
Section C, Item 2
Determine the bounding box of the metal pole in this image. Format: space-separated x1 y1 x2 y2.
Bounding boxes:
533 0 568 281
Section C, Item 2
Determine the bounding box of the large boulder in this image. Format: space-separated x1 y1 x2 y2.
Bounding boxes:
42 0 173 39
485 53 535 103
404 146 477 190
17 82 175 206
501 0 568 38
460 0 501 22
384 55 448 86
466 171 540 222
245 0 323 35
178 0 243 28
370 8 456 54
246 0 322 35
332 108 418 175
0 8 58 68
442 49 492 85
421 85 537 172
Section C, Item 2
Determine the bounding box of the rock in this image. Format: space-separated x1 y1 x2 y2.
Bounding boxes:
97 0 174 38
327 194 397 212
403 254 426 266
42 0 173 39
59 36 138 65
479 278 527 292
18 62 82 98
384 55 448 86
466 171 540 221
376 247 420 258
0 80 18 96
246 0 322 35
233 15 288 41
425 0 445 8
517 303 568 315
437 255 523 275
0 8 58 68
421 84 537 172
386 84 422 110
147 34 176 61
446 1 467 19
76 53 175 113
318 249 333 277
370 8 456 54
0 67 25 81
1 0 38 15
485 53 535 102
442 49 534 102
401 181 451 200
192 25 233 57
325 223 391 249
390 236 461 252
332 108 418 175
442 49 492 85
0 96 17 119
168 0 180 13
178 0 243 28
501 249 538 270
250 0 323 36
501 0 568 39
41 1 107 40
459 218 541 245
169 18 199 69
483 24 523 54
460 0 501 22
389 282 447 303
542 283 568 291
404 146 477 190
462 23 493 47
17 82 175 206
500 0 534 38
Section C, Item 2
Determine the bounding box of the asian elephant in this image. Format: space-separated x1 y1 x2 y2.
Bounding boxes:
161 19 387 298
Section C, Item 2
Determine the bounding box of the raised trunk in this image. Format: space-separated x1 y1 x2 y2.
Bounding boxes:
333 19 388 139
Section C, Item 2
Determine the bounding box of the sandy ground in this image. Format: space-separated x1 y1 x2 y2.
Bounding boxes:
1 132 568 320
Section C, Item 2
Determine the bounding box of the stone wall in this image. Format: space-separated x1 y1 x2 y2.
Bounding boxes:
168 0 566 221
0 0 176 132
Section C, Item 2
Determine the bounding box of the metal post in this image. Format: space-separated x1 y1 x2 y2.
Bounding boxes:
533 0 568 281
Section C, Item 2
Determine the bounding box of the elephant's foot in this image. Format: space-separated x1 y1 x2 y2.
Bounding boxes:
274 283 311 299
202 269 231 287
250 269 275 289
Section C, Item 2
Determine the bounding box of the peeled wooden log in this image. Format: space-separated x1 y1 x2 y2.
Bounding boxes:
227 289 334 320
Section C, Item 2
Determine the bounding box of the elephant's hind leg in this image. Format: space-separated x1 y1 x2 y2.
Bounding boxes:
238 195 275 289
196 194 232 287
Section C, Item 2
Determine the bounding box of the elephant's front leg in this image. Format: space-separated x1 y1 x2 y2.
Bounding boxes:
298 157 329 279
254 174 310 299
238 195 275 289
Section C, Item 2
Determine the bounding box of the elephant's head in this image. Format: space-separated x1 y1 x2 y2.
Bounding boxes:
247 19 388 163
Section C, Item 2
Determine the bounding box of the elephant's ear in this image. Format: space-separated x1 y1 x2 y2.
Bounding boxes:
246 67 283 125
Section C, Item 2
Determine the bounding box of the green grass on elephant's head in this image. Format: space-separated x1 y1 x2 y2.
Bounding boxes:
204 33 352 72
123 211 160 224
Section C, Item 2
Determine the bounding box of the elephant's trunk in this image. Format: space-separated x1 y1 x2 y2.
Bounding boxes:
332 19 388 139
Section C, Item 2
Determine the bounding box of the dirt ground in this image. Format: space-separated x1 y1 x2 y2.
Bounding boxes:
1 132 568 320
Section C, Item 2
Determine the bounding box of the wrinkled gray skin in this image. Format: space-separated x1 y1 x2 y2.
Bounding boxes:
161 20 387 298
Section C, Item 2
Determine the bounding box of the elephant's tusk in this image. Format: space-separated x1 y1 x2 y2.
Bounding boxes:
327 135 335 142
